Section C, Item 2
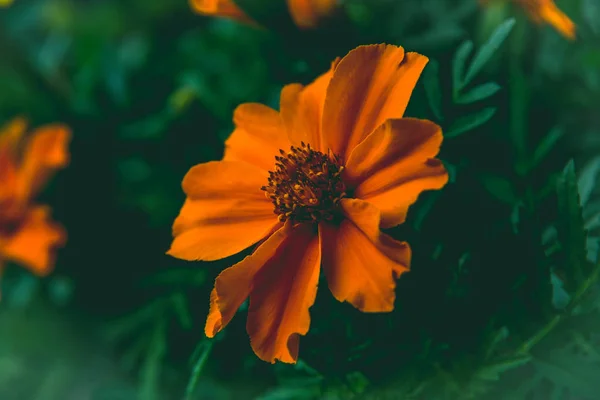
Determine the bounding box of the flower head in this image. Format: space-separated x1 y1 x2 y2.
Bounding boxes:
168 44 449 363
189 0 338 29
0 118 70 276
482 0 575 40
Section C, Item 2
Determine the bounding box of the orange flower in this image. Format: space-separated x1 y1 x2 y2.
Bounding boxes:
481 0 575 39
168 44 448 363
0 118 70 277
189 0 338 29
515 0 575 39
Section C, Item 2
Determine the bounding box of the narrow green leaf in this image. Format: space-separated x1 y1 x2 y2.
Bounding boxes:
556 160 590 291
413 191 443 232
171 293 192 330
444 160 458 183
476 355 532 381
445 107 497 138
550 271 571 310
510 202 524 234
139 318 167 400
585 211 600 230
120 334 152 372
587 236 600 263
452 40 473 94
480 174 518 204
423 59 444 121
531 127 564 169
578 156 600 206
455 82 501 104
463 18 516 86
184 341 214 400
484 326 510 359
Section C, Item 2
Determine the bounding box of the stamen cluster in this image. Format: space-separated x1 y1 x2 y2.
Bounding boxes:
261 142 346 223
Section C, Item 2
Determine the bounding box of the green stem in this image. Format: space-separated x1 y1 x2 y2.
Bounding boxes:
516 259 600 355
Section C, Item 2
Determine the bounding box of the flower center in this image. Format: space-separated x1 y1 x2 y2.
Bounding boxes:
261 142 347 223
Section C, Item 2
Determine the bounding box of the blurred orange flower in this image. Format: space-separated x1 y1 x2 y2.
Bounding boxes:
189 0 338 29
482 0 575 39
168 44 448 363
0 118 70 277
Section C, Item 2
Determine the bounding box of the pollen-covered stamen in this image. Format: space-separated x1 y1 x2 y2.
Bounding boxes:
261 142 346 223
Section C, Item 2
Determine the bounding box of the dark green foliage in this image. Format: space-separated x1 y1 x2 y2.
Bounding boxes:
1 0 599 399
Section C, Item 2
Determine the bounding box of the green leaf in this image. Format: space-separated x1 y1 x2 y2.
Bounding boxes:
413 191 443 232
578 156 600 206
120 334 152 372
452 40 473 94
533 349 600 399
530 127 564 170
475 355 532 381
587 236 600 263
510 201 524 234
480 174 518 204
445 107 497 138
171 293 192 330
463 18 516 86
484 326 510 359
184 341 214 400
550 271 571 310
444 160 458 183
585 212 600 231
455 82 501 104
423 58 444 121
139 318 167 400
556 160 591 291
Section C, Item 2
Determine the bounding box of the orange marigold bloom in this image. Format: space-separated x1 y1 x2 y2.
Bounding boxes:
189 0 338 29
0 118 70 276
482 0 575 39
168 44 449 364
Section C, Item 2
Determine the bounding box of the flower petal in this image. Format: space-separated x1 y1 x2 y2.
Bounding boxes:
0 206 66 276
320 199 410 313
168 161 279 261
247 222 320 364
286 0 338 29
17 124 71 201
280 60 338 152
0 147 18 202
205 222 292 338
223 103 290 172
322 44 428 159
346 119 448 228
189 0 255 24
536 0 576 40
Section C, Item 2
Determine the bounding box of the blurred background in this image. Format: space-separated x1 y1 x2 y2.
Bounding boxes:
1 0 600 399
